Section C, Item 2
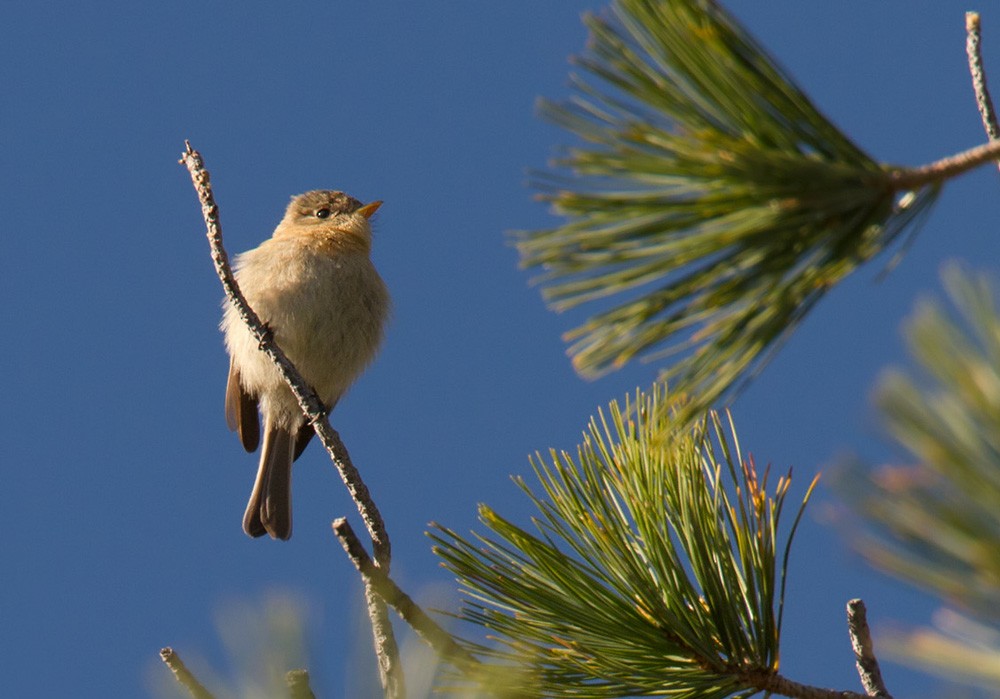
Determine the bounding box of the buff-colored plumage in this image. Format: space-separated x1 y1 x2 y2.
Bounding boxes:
222 190 390 540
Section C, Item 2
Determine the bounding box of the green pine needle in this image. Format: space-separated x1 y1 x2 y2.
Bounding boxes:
430 386 815 698
835 262 1000 621
517 0 940 412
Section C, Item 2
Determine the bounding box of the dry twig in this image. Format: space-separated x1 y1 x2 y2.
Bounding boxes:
847 599 891 698
160 647 214 699
966 11 1000 152
334 518 480 669
179 142 402 696
178 142 390 564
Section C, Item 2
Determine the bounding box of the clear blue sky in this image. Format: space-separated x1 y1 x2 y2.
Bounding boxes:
2 2 994 696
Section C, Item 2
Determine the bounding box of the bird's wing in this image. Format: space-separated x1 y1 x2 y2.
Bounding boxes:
292 423 314 461
225 357 261 453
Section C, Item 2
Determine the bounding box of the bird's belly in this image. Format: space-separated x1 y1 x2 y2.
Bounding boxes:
226 246 388 422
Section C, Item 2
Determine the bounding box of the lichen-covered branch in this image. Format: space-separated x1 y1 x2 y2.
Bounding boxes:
334 518 480 670
966 12 1000 150
179 142 390 564
179 142 401 695
847 599 891 698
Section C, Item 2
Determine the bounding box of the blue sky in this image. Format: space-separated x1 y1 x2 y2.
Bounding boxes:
3 2 995 697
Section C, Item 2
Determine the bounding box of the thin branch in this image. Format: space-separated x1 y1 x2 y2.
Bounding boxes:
179 141 390 565
365 583 406 699
847 599 892 698
160 647 215 699
888 138 1000 191
893 12 1000 189
732 601 892 699
285 669 316 699
180 142 402 694
739 668 869 699
966 12 1000 155
317 425 392 568
333 518 482 670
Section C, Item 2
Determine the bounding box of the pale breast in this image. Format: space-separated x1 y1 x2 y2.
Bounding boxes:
223 236 390 420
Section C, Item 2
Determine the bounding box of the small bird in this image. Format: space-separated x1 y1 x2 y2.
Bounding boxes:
221 190 390 540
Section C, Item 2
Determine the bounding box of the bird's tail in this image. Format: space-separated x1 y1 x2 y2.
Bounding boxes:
243 418 294 540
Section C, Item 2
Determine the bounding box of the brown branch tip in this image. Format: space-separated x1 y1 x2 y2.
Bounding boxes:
847 599 891 698
160 647 214 699
966 11 1000 147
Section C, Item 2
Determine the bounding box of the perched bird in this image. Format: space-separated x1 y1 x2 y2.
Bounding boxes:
221 190 390 540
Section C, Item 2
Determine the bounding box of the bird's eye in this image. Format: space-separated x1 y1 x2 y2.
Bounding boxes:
315 208 331 219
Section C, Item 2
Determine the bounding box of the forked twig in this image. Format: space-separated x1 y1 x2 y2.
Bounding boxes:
333 518 480 669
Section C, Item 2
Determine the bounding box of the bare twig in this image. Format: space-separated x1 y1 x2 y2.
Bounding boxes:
160 647 215 699
886 16 1000 191
888 138 1000 191
286 669 316 699
334 518 481 670
180 142 402 695
966 12 1000 156
318 425 392 568
738 668 869 699
734 600 893 699
179 142 390 565
847 599 892 698
366 584 406 699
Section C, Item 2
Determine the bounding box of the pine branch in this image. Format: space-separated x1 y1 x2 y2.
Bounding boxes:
829 13 1000 689
516 0 995 417
741 670 868 699
888 139 1000 190
430 386 820 698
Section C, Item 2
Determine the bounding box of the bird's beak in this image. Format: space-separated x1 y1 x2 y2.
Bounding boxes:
357 201 383 219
